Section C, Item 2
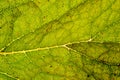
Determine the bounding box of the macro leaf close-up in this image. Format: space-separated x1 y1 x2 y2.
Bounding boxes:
0 0 120 80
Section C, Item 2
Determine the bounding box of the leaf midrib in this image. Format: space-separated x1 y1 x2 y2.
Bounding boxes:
1 41 120 55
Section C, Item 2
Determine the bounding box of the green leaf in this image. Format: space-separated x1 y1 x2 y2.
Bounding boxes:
0 0 120 80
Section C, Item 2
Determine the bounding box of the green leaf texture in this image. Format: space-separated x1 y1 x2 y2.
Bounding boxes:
0 0 120 80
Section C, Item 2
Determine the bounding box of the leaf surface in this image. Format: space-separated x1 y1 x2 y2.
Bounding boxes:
0 0 120 80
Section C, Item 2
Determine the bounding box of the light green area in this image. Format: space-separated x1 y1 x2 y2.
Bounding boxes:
0 0 120 80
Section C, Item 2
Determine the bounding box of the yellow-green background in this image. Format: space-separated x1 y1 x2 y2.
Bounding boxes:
0 0 120 80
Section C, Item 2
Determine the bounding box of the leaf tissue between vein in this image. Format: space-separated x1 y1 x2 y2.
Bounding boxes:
66 42 120 65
